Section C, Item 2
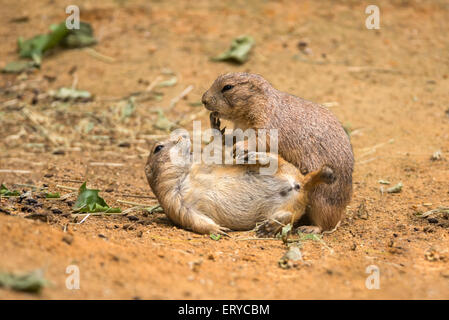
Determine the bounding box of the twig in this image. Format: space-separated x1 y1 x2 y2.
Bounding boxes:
83 48 115 63
56 185 78 191
117 199 154 207
71 72 78 89
322 220 341 235
122 206 141 215
359 138 394 154
145 75 163 93
347 66 402 74
235 237 279 241
71 212 126 217
60 192 76 200
89 162 124 167
12 183 40 190
418 207 449 218
235 237 299 243
118 193 156 199
357 157 378 165
1 98 19 107
78 213 90 224
57 179 84 183
0 169 31 174
168 85 194 110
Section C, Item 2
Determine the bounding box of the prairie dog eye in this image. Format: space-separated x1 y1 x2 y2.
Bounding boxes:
154 145 164 154
221 84 234 93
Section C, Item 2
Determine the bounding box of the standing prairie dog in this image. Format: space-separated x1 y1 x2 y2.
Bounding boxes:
144 136 335 236
202 73 354 233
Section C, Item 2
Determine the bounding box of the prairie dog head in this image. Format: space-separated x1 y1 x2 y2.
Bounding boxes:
145 136 192 187
201 73 273 123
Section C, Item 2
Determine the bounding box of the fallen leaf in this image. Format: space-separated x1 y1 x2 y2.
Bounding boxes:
73 182 121 213
212 35 255 64
2 61 38 73
120 97 136 121
0 184 20 197
386 182 403 194
59 22 96 48
49 87 92 101
210 233 221 241
18 22 69 65
0 270 48 293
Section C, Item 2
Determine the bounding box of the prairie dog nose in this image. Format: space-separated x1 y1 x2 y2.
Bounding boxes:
201 92 209 106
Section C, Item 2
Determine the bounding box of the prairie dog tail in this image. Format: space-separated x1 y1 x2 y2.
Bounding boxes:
290 165 336 225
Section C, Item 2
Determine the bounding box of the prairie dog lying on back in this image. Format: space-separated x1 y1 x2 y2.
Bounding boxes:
144 136 335 236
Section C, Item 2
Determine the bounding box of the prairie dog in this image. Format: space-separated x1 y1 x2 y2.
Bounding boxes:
202 72 354 233
144 136 334 236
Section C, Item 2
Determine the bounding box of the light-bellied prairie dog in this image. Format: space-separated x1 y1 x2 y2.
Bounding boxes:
202 73 354 233
144 136 335 236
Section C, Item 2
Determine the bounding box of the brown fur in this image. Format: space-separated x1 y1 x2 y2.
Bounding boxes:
202 73 354 233
144 137 334 236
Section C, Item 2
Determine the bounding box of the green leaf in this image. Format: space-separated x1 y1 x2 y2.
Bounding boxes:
0 184 20 197
60 22 97 48
15 21 95 66
212 35 255 64
73 182 121 213
45 192 60 198
2 60 38 73
297 232 322 241
0 270 48 294
18 22 69 65
210 233 221 241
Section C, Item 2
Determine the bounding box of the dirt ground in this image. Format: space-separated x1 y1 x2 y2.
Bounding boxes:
0 0 448 299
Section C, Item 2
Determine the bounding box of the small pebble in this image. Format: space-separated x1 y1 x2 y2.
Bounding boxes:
62 234 73 245
118 141 131 148
428 218 439 224
52 149 65 155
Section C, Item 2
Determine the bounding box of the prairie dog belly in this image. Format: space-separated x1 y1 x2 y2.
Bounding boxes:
183 164 299 230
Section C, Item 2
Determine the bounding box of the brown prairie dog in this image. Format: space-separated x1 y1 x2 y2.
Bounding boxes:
202 73 354 233
144 136 335 236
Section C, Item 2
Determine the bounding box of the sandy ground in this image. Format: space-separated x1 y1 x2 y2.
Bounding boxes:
0 0 448 299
